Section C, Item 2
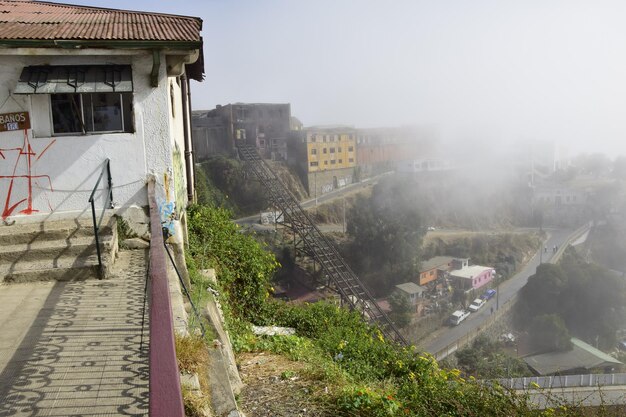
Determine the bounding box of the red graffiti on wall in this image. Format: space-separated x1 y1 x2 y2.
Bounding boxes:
1 129 55 220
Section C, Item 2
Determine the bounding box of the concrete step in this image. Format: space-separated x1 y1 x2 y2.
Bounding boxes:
2 255 102 283
0 216 118 283
0 218 114 246
0 235 114 263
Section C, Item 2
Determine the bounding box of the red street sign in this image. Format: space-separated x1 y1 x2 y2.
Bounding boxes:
0 112 30 132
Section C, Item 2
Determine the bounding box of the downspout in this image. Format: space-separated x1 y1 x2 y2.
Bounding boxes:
181 73 195 203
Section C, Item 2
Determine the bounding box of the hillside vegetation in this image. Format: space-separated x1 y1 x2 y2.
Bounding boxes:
515 249 626 352
195 156 307 216
185 203 603 416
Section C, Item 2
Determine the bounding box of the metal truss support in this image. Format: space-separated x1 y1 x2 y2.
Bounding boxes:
237 143 407 345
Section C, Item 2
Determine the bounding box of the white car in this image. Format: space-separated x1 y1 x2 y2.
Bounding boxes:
468 298 486 312
449 310 470 326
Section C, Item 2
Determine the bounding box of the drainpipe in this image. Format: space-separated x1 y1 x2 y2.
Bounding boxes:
181 73 195 203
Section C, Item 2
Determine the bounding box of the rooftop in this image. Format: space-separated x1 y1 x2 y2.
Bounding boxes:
450 265 493 279
420 256 454 272
0 0 202 43
395 282 426 295
524 338 623 376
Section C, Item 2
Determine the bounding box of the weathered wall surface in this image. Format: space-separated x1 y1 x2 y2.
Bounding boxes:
0 50 181 222
305 167 355 198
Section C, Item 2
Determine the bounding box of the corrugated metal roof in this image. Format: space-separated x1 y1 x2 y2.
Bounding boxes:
0 0 202 42
395 282 425 295
420 256 454 272
524 338 622 375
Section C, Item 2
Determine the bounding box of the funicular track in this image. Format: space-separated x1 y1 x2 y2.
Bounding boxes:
237 143 407 345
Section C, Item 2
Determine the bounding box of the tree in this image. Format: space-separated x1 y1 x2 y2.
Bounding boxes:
515 251 626 351
560 254 626 349
197 156 267 215
388 292 412 329
527 314 572 353
514 263 567 328
345 179 425 295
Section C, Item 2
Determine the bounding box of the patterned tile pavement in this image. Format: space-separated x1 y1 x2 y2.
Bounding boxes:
0 250 149 417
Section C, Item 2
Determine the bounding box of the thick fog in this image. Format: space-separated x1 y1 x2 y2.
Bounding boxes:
57 0 626 156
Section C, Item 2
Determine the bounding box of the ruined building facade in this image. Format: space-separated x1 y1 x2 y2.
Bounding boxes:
192 103 291 161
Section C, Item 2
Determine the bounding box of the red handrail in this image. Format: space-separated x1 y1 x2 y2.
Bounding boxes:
147 177 185 417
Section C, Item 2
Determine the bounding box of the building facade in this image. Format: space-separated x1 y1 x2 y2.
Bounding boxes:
290 126 357 197
192 103 291 161
418 256 454 286
449 265 495 291
0 1 203 231
356 126 439 177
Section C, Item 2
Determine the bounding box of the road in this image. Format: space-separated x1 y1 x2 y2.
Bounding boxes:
420 227 574 355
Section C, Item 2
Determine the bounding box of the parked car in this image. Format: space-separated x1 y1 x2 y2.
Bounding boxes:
468 298 486 312
448 310 470 326
481 289 496 300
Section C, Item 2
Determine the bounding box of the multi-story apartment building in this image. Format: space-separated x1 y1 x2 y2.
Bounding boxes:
192 103 291 161
290 126 357 197
356 126 438 177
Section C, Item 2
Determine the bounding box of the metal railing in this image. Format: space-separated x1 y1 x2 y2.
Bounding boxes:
147 177 185 417
164 242 208 338
493 373 626 390
88 158 113 278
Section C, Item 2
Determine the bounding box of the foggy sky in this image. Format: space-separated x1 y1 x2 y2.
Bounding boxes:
51 1 626 156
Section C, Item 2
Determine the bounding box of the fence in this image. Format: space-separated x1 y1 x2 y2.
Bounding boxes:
493 373 626 390
147 177 185 417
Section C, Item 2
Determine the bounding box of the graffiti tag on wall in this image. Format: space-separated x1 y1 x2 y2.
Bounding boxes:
0 130 55 220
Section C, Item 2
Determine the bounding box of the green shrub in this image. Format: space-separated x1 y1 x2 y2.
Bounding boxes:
187 204 279 322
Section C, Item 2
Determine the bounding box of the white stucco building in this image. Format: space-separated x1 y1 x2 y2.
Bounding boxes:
0 1 203 232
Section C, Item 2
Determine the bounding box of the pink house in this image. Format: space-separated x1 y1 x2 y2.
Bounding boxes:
449 265 495 291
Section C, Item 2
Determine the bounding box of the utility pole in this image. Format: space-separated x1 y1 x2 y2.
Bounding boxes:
342 197 346 234
314 171 317 206
496 279 500 311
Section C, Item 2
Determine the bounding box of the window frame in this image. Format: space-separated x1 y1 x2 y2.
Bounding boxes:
50 92 133 136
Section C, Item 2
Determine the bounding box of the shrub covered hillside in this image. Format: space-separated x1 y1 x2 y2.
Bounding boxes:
185 204 596 416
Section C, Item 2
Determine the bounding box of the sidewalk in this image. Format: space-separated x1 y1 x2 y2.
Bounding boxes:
0 250 149 417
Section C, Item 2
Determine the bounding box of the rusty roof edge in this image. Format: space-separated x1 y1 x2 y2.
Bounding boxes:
0 38 203 50
11 0 204 25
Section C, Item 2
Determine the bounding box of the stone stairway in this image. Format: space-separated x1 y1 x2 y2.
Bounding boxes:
0 217 118 282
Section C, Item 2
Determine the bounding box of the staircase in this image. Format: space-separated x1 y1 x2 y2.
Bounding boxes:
0 217 118 282
237 143 407 345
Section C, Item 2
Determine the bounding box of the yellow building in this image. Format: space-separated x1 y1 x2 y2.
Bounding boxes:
304 127 357 172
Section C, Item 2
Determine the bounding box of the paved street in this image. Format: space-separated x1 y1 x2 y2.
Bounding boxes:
0 250 149 417
420 228 574 355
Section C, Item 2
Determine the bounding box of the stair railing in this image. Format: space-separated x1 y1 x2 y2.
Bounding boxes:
88 158 114 278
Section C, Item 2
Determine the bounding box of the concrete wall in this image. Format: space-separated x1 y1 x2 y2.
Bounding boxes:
0 49 186 223
306 166 354 198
